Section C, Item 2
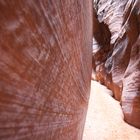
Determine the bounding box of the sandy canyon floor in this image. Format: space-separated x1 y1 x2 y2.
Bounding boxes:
83 81 140 140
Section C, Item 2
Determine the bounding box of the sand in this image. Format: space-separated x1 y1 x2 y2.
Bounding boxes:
83 81 140 140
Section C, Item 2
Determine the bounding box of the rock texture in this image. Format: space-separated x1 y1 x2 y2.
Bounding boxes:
0 1 93 140
93 0 140 128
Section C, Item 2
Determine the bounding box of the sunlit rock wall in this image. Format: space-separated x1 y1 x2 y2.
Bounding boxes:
93 0 140 128
0 0 93 139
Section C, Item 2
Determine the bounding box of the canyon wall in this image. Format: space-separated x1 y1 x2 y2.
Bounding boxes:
93 0 140 128
0 0 93 139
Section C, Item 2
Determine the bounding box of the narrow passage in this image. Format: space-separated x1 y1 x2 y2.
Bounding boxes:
83 81 140 140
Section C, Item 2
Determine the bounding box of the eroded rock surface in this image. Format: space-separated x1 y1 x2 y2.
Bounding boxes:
0 1 93 139
93 0 140 128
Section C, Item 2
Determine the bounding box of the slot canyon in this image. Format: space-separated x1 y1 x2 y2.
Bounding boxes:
0 0 139 140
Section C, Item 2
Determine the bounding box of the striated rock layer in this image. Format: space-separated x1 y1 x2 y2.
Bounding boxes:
93 0 140 128
0 1 93 140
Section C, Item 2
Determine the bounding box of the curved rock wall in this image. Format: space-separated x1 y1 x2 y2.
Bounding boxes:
93 0 140 128
0 1 93 139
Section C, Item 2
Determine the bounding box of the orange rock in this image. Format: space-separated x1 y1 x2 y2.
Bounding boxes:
0 0 93 139
93 0 140 128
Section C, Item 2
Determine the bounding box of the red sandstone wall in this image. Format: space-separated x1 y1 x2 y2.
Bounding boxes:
0 1 93 139
93 0 140 128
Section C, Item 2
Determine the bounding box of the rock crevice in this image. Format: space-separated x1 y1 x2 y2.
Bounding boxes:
93 0 140 128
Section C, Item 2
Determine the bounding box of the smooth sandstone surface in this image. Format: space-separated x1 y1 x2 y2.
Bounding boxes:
0 1 93 139
93 0 140 128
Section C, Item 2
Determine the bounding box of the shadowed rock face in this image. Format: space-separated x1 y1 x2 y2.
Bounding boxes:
93 0 140 128
0 1 93 139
